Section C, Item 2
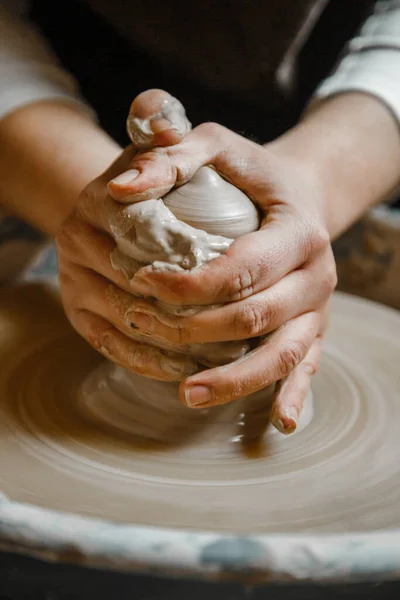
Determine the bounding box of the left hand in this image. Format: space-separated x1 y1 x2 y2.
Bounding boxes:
108 120 337 434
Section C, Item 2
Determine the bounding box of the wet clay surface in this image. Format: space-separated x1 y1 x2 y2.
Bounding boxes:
1 284 400 534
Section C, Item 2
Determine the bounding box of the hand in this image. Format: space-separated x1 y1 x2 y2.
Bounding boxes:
108 120 337 433
56 90 199 381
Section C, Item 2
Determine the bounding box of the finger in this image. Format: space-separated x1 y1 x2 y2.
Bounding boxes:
60 264 193 357
269 302 329 434
270 336 323 435
68 305 198 382
130 219 322 305
56 213 140 294
127 264 332 343
109 90 193 201
66 145 138 234
108 119 253 204
107 122 221 203
127 89 192 149
106 123 286 208
180 311 320 408
81 89 191 208
60 264 135 337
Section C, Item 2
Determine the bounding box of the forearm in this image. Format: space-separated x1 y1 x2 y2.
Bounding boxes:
268 92 400 239
0 101 121 236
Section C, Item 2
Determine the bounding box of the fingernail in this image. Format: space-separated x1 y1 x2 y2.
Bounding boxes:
131 277 157 298
271 406 297 435
130 312 154 335
110 169 140 186
184 385 213 407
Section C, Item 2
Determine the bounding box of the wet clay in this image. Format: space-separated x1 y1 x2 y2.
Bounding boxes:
109 176 260 368
1 285 400 534
91 94 283 448
126 94 192 149
163 166 260 239
101 165 276 444
2 91 400 546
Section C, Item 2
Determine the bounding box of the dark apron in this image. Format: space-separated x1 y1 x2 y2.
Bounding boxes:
29 0 375 145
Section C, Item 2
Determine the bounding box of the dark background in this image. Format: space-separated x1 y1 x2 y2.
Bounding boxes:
1 550 400 599
30 0 375 145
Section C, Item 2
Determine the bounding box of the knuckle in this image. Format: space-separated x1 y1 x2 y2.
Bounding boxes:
196 121 223 140
310 224 331 253
129 346 152 375
232 267 256 300
134 147 180 187
317 257 338 298
302 359 318 377
236 303 269 338
162 321 190 346
164 150 188 183
175 325 191 345
277 341 307 376
326 263 338 291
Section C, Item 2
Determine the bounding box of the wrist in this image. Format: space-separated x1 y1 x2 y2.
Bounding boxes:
265 135 332 235
0 100 121 236
266 93 400 239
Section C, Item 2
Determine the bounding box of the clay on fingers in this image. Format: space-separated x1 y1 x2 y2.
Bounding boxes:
110 90 263 375
127 89 192 149
126 91 260 239
80 90 281 448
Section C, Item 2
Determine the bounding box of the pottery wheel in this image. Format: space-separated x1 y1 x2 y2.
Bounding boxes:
0 284 399 535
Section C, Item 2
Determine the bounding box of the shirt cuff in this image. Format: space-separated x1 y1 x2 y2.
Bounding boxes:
313 0 400 123
313 48 400 123
314 47 400 125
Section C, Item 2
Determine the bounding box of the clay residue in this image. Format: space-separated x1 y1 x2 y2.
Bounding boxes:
106 149 269 446
127 96 192 149
115 92 262 374
109 198 253 367
110 198 232 271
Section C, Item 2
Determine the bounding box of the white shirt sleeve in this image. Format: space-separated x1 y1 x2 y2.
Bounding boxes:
0 1 94 120
314 0 400 123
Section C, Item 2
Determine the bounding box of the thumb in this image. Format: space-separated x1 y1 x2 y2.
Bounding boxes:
108 89 192 201
127 88 192 149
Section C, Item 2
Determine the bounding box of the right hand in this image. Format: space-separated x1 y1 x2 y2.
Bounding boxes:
56 90 198 381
